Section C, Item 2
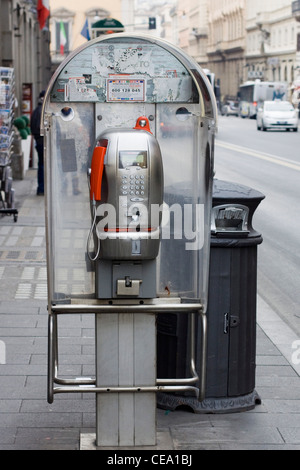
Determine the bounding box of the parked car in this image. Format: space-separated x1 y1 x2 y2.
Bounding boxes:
221 100 239 116
257 101 298 132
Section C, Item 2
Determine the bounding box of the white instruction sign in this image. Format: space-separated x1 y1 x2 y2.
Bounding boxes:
107 77 145 102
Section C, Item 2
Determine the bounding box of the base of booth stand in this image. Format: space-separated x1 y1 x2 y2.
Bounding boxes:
157 390 261 414
80 431 174 450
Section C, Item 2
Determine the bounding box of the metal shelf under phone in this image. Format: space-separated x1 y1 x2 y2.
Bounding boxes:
47 301 207 405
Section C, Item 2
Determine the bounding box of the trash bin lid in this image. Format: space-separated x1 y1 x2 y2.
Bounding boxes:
211 179 265 243
213 179 265 207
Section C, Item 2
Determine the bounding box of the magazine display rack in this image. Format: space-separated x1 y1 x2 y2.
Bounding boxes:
0 67 18 222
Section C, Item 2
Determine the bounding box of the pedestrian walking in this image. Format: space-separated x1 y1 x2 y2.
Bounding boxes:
31 90 45 195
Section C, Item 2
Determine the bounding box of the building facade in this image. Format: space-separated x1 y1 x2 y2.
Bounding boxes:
133 0 176 39
49 0 123 71
173 0 299 101
246 0 298 85
3 0 299 113
207 0 245 99
174 0 246 99
174 0 208 66
0 0 51 116
49 0 180 71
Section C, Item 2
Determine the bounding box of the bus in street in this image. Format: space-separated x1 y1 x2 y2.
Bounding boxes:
238 80 287 119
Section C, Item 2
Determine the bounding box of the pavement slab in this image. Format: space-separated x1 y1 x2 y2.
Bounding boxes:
0 169 299 450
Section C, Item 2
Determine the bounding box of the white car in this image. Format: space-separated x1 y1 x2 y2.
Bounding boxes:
257 101 298 132
221 100 239 116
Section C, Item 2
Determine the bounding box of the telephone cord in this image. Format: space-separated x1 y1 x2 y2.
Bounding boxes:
87 201 101 262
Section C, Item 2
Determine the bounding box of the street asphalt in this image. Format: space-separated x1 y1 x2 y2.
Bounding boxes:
0 168 299 450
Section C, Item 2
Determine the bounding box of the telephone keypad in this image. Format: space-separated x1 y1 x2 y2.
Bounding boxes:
119 169 147 204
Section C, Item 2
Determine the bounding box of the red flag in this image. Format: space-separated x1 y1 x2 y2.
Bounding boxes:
37 0 50 30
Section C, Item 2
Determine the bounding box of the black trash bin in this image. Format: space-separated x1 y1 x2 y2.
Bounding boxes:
157 179 265 413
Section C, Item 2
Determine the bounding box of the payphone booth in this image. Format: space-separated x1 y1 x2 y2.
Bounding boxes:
42 34 217 447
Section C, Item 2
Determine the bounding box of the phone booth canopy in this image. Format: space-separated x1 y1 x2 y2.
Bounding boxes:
42 33 217 310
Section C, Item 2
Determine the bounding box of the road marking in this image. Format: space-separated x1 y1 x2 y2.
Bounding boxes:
37 267 47 281
31 237 44 247
4 236 18 247
21 267 35 280
34 283 47 299
35 227 45 237
11 227 23 236
15 283 32 299
216 140 300 171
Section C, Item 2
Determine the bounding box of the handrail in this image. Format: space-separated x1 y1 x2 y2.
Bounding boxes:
51 302 203 314
48 304 207 404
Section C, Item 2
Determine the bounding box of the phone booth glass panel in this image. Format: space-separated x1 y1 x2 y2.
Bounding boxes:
42 35 217 311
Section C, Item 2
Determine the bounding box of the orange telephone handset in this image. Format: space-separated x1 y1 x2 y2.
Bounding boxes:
90 145 107 201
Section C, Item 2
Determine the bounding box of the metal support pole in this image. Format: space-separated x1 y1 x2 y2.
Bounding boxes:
96 312 157 447
47 314 55 404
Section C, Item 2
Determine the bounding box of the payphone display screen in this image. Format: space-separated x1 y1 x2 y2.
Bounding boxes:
119 150 147 169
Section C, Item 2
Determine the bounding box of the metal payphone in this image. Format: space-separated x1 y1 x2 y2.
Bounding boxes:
88 117 164 299
42 34 217 447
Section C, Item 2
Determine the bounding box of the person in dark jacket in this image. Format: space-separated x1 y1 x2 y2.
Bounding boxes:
31 90 45 195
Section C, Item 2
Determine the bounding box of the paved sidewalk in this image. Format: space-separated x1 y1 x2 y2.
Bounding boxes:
0 169 300 450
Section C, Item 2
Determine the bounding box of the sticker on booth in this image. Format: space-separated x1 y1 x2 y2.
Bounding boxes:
107 77 145 102
65 77 98 102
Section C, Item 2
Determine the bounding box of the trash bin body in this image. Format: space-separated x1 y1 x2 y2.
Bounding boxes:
204 240 260 404
157 179 265 413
